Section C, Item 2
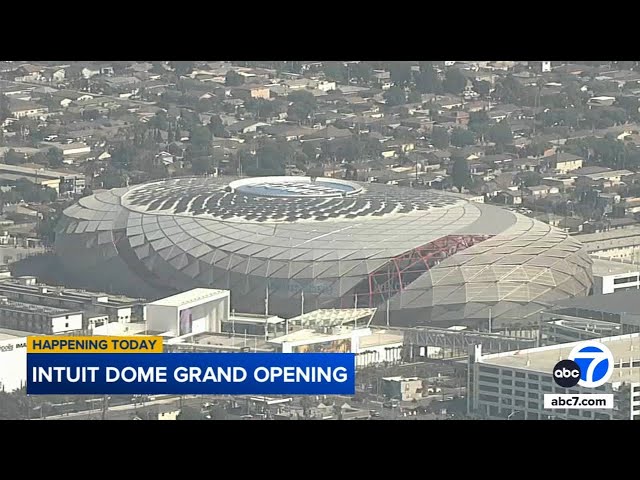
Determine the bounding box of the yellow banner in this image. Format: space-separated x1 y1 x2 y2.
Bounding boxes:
27 336 163 354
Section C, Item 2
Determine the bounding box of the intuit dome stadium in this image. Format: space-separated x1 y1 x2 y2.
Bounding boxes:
55 176 593 328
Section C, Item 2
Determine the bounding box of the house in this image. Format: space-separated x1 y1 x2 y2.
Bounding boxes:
542 175 576 190
227 120 270 136
103 76 141 95
513 158 540 172
51 90 94 108
158 408 180 421
301 125 352 141
13 64 45 82
435 95 464 110
543 152 584 174
495 190 522 205
581 169 634 186
81 64 114 79
39 67 66 84
262 124 314 141
437 110 470 125
570 166 611 176
231 85 271 100
587 96 616 108
526 185 559 197
155 152 175 166
558 216 584 233
127 62 153 73
8 98 48 119
482 154 517 169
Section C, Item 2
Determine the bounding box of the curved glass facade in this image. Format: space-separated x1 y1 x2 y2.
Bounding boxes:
55 177 593 328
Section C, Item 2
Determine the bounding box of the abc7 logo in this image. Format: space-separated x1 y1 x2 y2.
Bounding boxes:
552 341 614 388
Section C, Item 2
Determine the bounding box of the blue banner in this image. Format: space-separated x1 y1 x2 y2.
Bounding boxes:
27 353 356 395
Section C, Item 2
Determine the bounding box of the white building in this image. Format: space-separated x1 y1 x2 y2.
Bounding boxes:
468 333 640 420
356 331 404 368
0 328 31 392
146 288 229 337
40 142 91 156
592 258 640 295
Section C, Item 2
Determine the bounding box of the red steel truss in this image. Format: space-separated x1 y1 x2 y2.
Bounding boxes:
351 234 493 308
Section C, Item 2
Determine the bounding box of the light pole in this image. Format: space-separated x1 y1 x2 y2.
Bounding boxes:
507 410 524 420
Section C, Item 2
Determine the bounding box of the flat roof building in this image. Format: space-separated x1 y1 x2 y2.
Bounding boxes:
591 258 640 295
0 295 83 334
0 276 145 328
146 288 230 337
0 328 37 392
468 333 640 420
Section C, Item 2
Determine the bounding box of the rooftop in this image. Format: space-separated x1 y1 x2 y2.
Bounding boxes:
227 313 285 325
592 258 640 277
0 298 81 317
549 290 640 316
359 331 404 348
148 288 229 308
0 327 35 341
178 332 272 351
481 333 640 384
288 308 377 328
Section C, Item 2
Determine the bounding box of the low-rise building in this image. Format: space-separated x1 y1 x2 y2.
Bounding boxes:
382 376 424 401
0 328 33 392
0 295 83 334
592 258 640 295
468 334 640 420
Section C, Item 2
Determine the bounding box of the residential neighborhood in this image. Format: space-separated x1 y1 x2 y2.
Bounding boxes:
3 60 640 246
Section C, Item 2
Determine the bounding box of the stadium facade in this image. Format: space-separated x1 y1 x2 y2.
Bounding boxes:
55 176 593 328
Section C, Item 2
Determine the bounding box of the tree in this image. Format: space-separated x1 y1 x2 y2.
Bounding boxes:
494 75 523 104
225 70 244 87
0 390 28 420
468 110 491 142
46 147 64 168
489 119 513 146
148 111 169 131
451 155 471 191
443 68 467 94
177 405 203 420
30 151 47 165
383 86 406 107
472 80 491 97
351 62 372 83
190 126 212 151
415 62 443 94
450 128 476 147
191 155 214 175
287 91 317 124
323 62 346 83
389 62 412 87
407 90 423 104
208 115 226 137
111 143 136 170
4 149 25 166
431 126 450 149
526 140 552 158
0 94 10 124
246 142 294 176
302 142 319 160
170 61 194 77
517 171 543 187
